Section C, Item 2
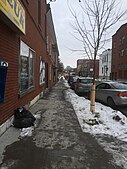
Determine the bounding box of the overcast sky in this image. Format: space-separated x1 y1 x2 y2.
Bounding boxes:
49 0 127 68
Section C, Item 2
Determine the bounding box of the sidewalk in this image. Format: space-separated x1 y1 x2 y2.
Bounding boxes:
0 80 123 169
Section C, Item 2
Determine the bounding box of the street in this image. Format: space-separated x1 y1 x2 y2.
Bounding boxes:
116 106 127 117
0 81 126 169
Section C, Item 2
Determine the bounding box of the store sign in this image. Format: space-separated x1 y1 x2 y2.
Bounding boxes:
0 0 25 34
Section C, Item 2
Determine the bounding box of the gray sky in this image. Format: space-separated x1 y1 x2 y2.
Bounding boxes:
50 0 127 68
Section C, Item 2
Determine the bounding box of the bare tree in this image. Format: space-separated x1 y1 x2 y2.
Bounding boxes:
68 0 127 112
58 58 64 74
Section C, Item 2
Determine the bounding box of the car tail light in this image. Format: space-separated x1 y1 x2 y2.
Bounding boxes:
117 92 127 97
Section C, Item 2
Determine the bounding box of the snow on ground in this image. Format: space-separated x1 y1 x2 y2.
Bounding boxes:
64 80 127 168
18 80 127 168
64 81 127 143
20 80 127 142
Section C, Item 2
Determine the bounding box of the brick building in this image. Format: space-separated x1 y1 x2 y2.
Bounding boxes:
77 59 99 78
0 0 59 132
46 4 59 85
111 23 127 80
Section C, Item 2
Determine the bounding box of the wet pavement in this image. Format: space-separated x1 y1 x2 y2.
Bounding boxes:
0 81 125 169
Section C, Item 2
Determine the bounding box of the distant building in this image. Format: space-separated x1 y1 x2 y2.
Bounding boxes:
77 59 99 78
64 66 76 78
99 49 112 80
111 23 127 80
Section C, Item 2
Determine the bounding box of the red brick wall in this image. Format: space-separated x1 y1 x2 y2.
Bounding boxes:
0 0 50 125
0 22 19 124
77 59 99 78
111 23 127 80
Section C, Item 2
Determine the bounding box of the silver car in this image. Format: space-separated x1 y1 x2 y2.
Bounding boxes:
74 77 93 95
96 81 127 108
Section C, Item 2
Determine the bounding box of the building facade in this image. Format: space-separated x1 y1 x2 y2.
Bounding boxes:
46 4 59 86
77 59 99 78
0 0 58 132
99 49 112 80
111 23 127 80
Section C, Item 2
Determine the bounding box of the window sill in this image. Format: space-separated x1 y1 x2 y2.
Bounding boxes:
18 86 35 98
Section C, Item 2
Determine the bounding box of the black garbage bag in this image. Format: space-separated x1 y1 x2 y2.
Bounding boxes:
13 107 36 128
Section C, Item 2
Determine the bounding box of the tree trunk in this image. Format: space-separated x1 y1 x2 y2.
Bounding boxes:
90 84 96 112
90 48 97 113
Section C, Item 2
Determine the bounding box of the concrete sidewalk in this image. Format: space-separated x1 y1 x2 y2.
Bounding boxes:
0 81 123 169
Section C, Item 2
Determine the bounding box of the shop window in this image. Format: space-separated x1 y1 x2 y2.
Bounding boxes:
40 57 45 85
19 41 34 94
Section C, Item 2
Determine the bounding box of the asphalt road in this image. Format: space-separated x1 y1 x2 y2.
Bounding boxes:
115 106 127 117
0 81 125 169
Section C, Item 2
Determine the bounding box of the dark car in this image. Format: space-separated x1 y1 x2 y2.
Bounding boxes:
70 76 80 90
95 81 127 108
68 76 74 85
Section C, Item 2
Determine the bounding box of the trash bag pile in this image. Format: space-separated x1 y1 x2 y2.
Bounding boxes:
13 107 36 128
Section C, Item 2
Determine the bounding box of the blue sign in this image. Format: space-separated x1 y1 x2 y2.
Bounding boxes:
0 60 9 103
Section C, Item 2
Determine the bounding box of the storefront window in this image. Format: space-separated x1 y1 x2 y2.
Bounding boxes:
40 57 45 85
19 41 34 94
29 50 34 86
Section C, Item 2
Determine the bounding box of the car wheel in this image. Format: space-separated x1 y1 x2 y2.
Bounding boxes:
74 88 78 94
107 97 116 109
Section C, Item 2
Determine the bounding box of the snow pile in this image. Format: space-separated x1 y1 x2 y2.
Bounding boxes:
20 127 34 137
65 83 127 142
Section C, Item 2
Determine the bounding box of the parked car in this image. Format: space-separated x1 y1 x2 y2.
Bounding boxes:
95 81 127 108
68 76 74 85
70 76 80 90
74 77 93 96
117 80 127 85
